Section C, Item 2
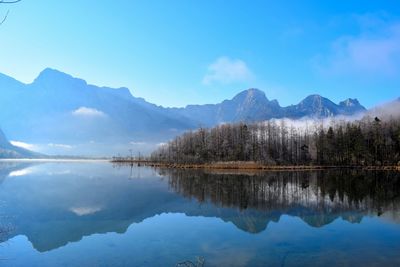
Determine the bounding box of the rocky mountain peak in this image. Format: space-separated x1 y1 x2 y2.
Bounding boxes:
33 68 87 88
232 88 268 103
339 98 361 107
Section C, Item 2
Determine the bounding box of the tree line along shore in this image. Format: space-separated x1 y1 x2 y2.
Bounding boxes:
111 160 400 171
113 115 400 170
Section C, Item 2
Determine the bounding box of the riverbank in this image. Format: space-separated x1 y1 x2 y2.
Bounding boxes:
111 160 400 171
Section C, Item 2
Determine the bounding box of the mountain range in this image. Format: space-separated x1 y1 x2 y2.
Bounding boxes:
0 68 368 156
167 88 365 125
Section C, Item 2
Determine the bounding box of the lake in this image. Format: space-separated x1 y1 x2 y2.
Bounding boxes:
0 161 399 267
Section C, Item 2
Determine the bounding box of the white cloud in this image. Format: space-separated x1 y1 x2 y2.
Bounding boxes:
10 140 36 150
9 141 74 154
70 206 102 216
129 141 146 146
72 107 106 117
203 57 254 85
47 143 73 149
368 98 400 119
314 15 400 77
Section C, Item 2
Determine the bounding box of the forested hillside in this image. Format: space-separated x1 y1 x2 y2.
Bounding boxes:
151 116 400 166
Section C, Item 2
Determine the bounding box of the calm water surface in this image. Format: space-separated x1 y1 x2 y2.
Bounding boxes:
0 161 399 266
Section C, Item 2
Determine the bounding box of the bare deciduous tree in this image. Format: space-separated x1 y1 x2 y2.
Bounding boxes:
151 116 400 166
0 0 21 26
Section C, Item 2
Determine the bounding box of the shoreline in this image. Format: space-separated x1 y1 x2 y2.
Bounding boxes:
111 160 400 171
0 158 110 163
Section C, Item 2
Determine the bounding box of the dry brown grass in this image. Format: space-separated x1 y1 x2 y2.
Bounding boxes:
142 162 397 171
112 160 400 171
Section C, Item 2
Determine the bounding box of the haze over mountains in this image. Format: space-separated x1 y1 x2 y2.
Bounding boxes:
0 68 376 156
0 128 41 158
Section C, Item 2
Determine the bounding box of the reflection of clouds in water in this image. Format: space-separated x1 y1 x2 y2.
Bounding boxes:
8 168 34 177
47 170 72 176
7 165 72 178
70 206 102 216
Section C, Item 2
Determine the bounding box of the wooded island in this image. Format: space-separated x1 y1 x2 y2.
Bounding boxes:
145 116 400 169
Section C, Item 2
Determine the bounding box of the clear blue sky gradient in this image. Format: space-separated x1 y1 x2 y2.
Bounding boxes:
1 0 399 108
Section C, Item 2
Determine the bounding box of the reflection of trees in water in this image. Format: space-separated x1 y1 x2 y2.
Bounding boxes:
0 222 13 243
163 169 400 216
0 209 14 245
0 163 31 246
0 215 14 262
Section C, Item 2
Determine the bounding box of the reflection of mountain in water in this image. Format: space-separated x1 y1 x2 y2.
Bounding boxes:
0 162 399 252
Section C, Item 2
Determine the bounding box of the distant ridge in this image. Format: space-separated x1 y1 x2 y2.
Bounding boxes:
167 88 366 126
0 128 43 158
0 68 370 155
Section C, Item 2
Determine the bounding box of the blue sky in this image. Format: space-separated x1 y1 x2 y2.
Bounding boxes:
0 0 399 108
